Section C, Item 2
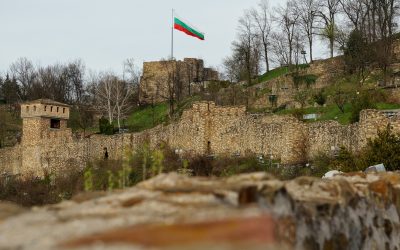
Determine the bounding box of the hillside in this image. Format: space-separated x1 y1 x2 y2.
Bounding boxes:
119 48 400 133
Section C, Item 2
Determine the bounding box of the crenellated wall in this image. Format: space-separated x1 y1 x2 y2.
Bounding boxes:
1 102 400 177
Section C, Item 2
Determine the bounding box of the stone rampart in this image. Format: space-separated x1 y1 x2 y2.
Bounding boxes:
1 102 400 176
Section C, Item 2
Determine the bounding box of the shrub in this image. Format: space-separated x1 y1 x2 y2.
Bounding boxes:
310 152 332 177
362 127 400 171
313 91 327 106
332 147 362 172
0 169 83 207
292 74 318 89
294 90 311 108
350 92 376 123
99 117 114 135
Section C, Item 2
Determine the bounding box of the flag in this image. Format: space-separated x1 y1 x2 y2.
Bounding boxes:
174 16 205 41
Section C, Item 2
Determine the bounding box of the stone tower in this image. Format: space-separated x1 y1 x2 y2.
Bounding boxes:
21 99 70 144
20 99 71 175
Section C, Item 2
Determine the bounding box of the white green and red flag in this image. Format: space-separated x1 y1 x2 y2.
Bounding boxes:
174 17 205 41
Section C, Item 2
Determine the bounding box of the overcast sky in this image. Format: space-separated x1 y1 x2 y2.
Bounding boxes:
0 0 326 74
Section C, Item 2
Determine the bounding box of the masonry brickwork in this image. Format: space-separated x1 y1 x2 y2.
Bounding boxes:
1 100 400 177
139 58 218 104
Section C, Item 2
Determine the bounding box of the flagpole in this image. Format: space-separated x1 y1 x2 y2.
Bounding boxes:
171 9 174 60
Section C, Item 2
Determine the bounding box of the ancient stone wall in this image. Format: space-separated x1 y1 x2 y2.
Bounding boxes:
306 56 345 88
139 58 218 104
2 102 400 176
0 146 22 174
250 57 346 109
138 103 400 164
307 121 360 158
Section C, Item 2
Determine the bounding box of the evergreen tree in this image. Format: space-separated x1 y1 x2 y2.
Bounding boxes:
363 128 400 171
343 29 371 83
2 74 20 104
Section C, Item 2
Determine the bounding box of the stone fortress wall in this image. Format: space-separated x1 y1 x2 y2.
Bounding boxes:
139 58 219 104
1 101 400 177
249 56 346 109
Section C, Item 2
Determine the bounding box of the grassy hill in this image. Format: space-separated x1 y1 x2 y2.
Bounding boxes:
125 96 202 133
126 103 168 132
257 64 310 84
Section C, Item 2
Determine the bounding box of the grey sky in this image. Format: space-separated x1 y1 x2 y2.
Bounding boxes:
0 0 325 74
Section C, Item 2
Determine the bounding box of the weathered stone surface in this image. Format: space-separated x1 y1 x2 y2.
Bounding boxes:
139 58 219 104
0 172 400 250
0 201 27 221
2 100 400 177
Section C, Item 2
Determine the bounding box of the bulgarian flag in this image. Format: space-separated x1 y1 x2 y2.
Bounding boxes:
174 16 205 41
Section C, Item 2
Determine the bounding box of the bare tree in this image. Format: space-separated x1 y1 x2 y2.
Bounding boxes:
375 0 399 83
64 60 85 104
35 63 71 102
295 0 319 62
123 58 141 104
9 58 36 101
95 71 134 129
222 55 242 83
271 32 291 66
96 72 116 125
339 0 366 31
251 0 273 72
315 0 341 58
123 58 141 86
91 70 133 132
293 33 306 67
236 12 254 85
275 0 300 66
114 78 134 130
233 10 261 85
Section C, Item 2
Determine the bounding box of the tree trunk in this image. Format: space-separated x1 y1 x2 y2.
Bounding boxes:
265 47 270 72
309 37 313 63
263 38 270 72
117 107 121 130
107 99 113 125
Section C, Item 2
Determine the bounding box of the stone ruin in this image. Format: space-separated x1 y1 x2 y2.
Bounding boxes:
1 100 400 177
139 58 219 104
